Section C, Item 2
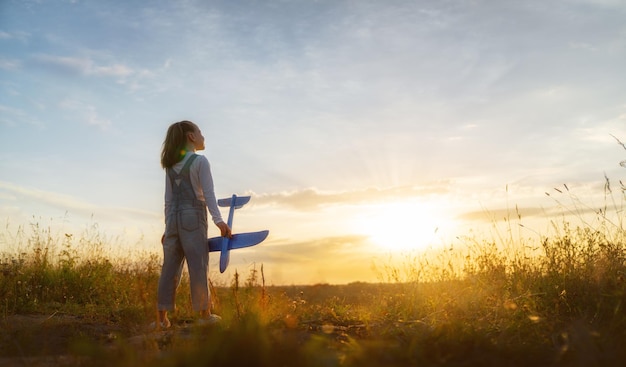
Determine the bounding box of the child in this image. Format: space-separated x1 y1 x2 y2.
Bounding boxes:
155 120 231 329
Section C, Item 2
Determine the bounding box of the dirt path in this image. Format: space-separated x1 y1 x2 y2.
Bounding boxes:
0 313 372 367
0 313 131 366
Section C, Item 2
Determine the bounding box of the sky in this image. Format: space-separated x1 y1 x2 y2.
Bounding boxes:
1 0 626 285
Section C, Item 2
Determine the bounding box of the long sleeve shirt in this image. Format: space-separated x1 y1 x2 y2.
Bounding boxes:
164 152 224 225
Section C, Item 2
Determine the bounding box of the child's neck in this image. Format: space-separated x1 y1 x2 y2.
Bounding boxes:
184 143 196 154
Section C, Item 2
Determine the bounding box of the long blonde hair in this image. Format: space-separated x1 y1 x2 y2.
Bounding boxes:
161 120 196 169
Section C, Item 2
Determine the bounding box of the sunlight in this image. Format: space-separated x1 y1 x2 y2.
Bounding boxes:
350 199 446 252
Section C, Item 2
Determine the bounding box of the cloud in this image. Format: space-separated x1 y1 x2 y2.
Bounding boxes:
249 183 450 210
457 207 549 222
0 30 30 42
0 180 97 215
0 58 21 70
0 104 41 127
91 64 133 77
260 234 370 260
233 234 376 284
30 54 134 78
59 99 111 130
84 107 111 129
457 191 613 225
31 54 92 75
0 180 159 223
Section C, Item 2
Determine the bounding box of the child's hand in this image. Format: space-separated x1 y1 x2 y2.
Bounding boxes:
217 222 232 238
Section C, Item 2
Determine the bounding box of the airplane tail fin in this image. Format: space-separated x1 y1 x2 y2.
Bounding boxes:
218 195 251 209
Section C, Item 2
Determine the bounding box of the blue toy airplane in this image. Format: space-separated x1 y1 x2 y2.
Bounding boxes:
207 194 269 273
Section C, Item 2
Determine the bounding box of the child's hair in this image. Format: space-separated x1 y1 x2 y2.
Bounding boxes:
161 120 197 169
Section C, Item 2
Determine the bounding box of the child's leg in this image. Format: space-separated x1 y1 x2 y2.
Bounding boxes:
187 251 209 313
179 210 210 313
157 234 185 312
158 310 169 324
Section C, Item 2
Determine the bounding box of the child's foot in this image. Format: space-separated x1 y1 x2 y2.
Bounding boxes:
149 318 172 330
197 314 222 326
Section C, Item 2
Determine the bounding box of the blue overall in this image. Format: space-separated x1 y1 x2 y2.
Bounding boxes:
157 154 210 312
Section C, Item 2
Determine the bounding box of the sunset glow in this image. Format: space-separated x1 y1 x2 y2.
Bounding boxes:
1 1 625 285
351 200 447 253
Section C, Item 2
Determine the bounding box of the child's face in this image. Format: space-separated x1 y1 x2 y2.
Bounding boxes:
188 125 205 151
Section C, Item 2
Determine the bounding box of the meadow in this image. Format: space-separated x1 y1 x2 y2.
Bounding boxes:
1 182 626 366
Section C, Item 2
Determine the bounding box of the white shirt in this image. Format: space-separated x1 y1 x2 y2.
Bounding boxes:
164 153 224 225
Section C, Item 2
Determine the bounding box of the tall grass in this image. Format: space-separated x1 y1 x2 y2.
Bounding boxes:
0 219 162 323
1 178 626 366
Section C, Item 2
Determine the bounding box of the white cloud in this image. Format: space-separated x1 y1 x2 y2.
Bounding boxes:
249 184 450 210
0 180 159 224
91 64 133 77
85 106 111 129
0 58 21 70
0 181 96 214
0 104 42 127
32 54 93 75
31 54 134 79
0 30 30 42
59 99 111 130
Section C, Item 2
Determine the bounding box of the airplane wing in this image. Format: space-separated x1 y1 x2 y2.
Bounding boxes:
217 195 251 209
207 230 269 252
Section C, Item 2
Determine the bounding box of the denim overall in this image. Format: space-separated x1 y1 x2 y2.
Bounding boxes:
158 154 210 312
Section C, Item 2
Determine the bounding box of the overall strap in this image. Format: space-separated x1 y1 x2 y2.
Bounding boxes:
167 153 203 205
167 153 199 182
180 153 199 174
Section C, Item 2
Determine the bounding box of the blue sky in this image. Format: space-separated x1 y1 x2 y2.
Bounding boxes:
1 0 626 284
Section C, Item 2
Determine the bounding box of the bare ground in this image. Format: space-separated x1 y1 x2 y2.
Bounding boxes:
0 313 125 366
0 313 329 367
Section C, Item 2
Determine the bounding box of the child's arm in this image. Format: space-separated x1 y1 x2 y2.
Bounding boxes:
196 156 231 237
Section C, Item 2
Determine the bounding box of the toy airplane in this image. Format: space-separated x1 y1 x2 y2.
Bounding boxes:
207 194 269 273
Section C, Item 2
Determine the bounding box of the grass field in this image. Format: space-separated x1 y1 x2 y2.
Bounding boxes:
1 184 626 366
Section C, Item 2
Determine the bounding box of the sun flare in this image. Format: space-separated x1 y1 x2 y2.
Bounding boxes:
351 200 446 252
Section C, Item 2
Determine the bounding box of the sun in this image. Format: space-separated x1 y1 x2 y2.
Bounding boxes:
350 200 446 252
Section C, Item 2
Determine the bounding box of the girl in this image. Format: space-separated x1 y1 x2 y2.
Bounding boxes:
156 120 231 328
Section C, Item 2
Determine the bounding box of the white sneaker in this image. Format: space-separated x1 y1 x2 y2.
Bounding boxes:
149 318 172 330
197 314 222 326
